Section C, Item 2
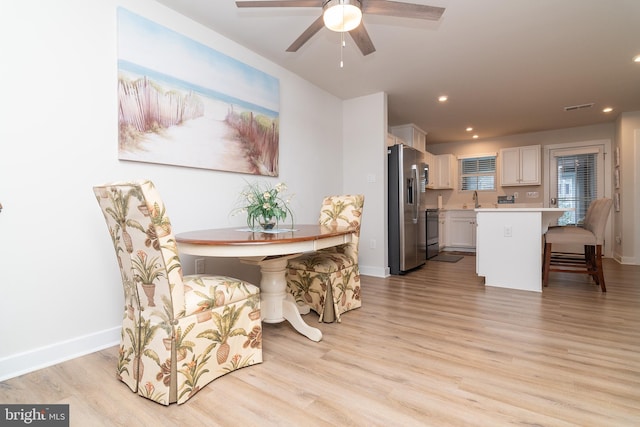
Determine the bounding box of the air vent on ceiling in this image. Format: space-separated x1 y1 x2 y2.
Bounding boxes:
564 103 594 112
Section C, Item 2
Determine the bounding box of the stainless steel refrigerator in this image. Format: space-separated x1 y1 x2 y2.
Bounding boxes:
388 144 428 275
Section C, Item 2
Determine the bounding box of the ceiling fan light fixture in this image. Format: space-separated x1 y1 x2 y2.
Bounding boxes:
323 0 362 32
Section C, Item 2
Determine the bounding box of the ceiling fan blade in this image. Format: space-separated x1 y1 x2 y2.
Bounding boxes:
236 1 320 8
286 15 325 52
349 24 376 56
363 0 445 20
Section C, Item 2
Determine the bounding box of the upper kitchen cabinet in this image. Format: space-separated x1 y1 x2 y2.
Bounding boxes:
500 144 541 186
387 133 405 147
433 154 455 189
389 124 427 152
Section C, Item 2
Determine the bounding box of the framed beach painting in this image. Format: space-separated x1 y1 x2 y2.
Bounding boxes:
117 8 280 176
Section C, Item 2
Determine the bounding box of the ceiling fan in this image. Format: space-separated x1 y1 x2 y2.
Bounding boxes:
235 1 445 56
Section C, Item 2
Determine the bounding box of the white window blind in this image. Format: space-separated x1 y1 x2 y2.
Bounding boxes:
459 155 496 191
556 153 597 225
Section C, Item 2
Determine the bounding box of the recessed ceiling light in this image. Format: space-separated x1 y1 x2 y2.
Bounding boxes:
472 134 479 139
438 95 448 102
466 127 473 132
603 107 613 113
633 54 640 63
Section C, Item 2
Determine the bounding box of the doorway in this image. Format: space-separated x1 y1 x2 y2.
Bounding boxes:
543 139 612 256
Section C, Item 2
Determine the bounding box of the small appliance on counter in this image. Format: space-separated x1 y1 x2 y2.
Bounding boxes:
497 195 515 204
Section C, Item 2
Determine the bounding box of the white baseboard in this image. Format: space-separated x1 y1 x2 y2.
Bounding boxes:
613 254 639 265
442 247 476 253
0 327 120 382
360 265 389 278
612 249 639 265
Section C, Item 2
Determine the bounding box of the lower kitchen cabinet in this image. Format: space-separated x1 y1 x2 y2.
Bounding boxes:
445 210 476 249
438 211 447 250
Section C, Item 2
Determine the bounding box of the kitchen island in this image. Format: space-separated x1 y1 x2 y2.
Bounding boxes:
475 207 569 292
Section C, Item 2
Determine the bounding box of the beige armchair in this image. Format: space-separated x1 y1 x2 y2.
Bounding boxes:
286 194 365 322
93 180 262 405
543 197 613 291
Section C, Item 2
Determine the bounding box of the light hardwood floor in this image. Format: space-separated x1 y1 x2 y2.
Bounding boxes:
2 256 639 426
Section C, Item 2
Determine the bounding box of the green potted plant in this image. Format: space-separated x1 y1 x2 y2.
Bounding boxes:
233 181 294 230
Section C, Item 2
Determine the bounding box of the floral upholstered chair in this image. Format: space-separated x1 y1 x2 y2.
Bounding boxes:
286 194 365 323
93 180 262 405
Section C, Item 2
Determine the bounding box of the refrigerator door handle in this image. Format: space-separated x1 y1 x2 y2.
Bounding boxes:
411 165 420 224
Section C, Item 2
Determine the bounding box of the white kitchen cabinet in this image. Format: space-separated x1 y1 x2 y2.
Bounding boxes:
446 210 476 249
389 124 428 152
433 154 455 189
500 145 541 186
438 211 447 250
387 133 405 147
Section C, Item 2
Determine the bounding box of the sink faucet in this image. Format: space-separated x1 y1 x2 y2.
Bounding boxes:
473 190 480 208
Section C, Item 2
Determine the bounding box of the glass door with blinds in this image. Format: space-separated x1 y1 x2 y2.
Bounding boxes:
549 146 605 226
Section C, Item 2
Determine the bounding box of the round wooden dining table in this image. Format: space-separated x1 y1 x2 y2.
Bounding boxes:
175 224 355 342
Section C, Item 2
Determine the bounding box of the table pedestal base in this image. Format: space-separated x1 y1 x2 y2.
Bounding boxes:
241 255 322 342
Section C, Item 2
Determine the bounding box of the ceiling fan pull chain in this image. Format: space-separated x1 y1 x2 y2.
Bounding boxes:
339 2 345 68
340 31 344 68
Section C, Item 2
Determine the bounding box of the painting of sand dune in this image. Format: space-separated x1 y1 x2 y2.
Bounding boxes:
117 8 280 176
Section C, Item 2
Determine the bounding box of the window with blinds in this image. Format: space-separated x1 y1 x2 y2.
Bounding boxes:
459 155 496 191
556 153 597 225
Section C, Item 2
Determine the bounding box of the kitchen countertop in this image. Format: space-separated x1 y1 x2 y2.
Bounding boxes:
475 207 560 212
423 203 544 211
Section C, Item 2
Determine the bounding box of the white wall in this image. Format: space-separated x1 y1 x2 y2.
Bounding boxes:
0 0 350 380
614 111 640 264
343 93 389 277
